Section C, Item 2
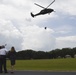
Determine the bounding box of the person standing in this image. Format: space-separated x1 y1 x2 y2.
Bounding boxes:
8 46 16 73
0 45 8 73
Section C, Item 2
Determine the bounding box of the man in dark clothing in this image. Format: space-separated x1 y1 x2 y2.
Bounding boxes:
0 45 8 73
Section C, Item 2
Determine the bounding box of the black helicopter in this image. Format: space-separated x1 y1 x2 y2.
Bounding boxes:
31 0 55 18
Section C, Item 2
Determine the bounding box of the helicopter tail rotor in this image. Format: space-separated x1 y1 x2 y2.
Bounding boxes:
31 12 34 18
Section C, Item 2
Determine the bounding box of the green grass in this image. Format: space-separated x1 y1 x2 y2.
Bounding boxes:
7 58 76 71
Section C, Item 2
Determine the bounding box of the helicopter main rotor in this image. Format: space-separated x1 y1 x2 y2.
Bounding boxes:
46 0 55 8
34 0 55 9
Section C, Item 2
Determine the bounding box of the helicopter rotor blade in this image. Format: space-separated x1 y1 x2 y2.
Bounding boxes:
46 0 55 8
34 3 45 9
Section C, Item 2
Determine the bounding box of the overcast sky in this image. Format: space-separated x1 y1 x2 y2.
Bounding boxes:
0 0 76 52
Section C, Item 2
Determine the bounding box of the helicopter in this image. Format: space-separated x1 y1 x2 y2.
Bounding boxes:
31 0 55 18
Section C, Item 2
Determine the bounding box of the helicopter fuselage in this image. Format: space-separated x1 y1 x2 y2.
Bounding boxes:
40 8 54 14
31 8 54 17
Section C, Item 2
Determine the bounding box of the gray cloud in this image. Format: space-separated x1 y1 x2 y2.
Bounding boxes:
0 19 23 51
21 25 55 51
56 36 76 49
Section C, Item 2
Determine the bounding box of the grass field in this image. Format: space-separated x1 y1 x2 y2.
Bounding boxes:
7 58 76 71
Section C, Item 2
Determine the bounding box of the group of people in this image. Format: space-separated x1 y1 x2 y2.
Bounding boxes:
0 45 16 74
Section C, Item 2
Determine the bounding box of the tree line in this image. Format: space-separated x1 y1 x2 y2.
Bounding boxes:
16 47 76 60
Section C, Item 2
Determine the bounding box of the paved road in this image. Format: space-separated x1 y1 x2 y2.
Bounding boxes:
0 71 76 75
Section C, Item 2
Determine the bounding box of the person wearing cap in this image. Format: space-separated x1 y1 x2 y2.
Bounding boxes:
0 45 8 73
